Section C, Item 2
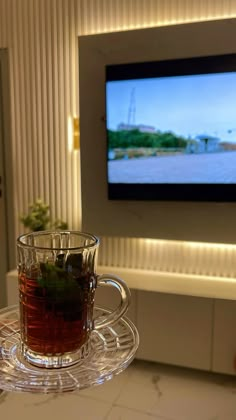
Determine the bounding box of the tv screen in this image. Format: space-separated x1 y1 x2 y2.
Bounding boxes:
106 54 236 201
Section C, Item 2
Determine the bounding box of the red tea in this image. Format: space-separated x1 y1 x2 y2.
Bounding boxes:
19 270 95 355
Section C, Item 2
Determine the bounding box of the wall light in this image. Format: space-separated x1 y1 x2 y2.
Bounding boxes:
73 117 80 150
67 116 73 151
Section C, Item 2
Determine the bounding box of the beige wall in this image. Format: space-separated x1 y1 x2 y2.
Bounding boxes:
0 0 236 241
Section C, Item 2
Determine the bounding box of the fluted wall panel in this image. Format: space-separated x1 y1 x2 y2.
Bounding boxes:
78 0 236 35
0 0 81 237
98 237 236 278
1 0 236 273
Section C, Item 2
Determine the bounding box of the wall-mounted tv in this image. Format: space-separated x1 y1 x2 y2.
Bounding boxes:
106 54 236 201
79 18 236 243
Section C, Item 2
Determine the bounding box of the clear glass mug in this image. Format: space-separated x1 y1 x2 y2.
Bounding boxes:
17 231 131 368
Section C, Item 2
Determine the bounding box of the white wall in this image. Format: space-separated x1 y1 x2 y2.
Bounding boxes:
0 0 236 262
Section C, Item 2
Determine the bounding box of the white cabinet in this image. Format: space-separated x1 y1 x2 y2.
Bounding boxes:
95 286 214 371
212 300 236 375
136 291 213 370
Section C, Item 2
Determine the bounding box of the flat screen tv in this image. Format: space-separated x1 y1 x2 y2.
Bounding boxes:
79 18 236 243
106 54 236 201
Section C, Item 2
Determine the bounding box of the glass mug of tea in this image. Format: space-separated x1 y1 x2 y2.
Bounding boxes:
17 231 131 368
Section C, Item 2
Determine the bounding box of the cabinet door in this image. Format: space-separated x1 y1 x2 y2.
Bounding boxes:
136 291 213 370
212 299 236 375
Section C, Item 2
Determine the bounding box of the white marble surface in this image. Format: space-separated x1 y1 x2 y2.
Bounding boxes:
1 360 236 419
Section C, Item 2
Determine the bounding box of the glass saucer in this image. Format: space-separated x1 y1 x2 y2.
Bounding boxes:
0 305 139 394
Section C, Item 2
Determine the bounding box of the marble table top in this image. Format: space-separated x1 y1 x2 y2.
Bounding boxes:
1 360 236 420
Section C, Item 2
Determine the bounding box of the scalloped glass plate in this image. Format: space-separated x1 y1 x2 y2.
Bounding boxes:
0 305 139 394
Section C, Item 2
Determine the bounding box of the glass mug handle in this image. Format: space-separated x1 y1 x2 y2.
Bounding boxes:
94 274 131 329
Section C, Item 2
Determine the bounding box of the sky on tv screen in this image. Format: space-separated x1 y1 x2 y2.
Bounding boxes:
106 72 236 139
106 72 236 185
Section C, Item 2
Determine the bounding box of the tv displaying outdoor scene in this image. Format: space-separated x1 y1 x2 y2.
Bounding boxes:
106 54 236 201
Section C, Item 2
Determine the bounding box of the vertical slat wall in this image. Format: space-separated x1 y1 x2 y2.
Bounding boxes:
77 0 236 35
0 0 236 272
0 0 81 236
98 237 236 278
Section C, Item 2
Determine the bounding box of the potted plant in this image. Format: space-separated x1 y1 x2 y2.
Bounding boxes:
20 199 68 232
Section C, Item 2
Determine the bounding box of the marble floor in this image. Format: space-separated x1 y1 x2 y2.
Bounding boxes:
1 360 236 420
